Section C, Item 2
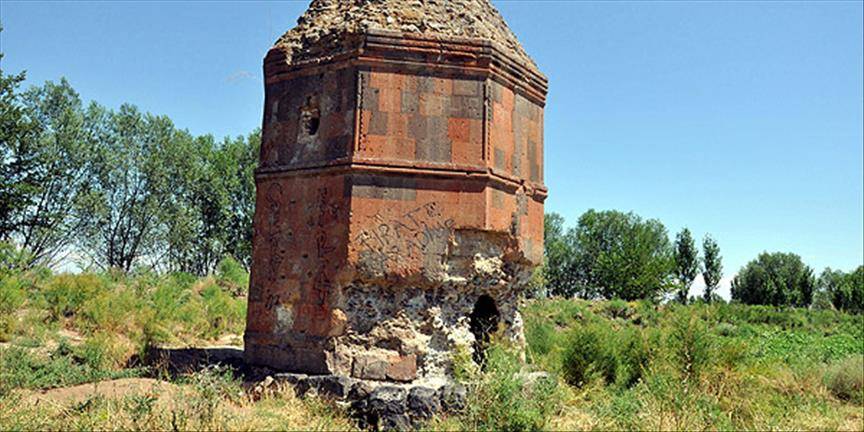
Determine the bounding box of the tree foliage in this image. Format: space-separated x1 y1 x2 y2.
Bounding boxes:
1 72 259 274
818 267 863 314
15 80 94 266
543 210 676 300
673 228 699 303
0 49 40 243
731 252 815 307
543 213 578 297
701 234 723 303
575 210 674 300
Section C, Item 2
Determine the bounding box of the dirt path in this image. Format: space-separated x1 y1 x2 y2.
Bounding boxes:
25 378 178 406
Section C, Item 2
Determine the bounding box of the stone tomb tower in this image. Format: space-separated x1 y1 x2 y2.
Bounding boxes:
245 0 547 385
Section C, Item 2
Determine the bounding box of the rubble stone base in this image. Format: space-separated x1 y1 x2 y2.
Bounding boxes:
271 372 466 430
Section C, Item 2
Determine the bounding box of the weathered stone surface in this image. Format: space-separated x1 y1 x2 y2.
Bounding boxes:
440 383 468 412
296 375 356 399
273 372 308 386
368 386 410 430
352 353 390 381
386 355 417 382
266 373 462 429
274 0 539 72
408 386 440 419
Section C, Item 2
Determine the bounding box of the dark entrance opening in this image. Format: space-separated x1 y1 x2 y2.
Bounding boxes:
469 295 500 366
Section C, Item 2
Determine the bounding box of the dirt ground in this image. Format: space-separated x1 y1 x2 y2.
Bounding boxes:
24 378 179 406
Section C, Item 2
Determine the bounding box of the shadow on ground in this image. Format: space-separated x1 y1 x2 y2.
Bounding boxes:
128 346 273 381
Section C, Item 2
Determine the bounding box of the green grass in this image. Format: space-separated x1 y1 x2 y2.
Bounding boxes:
524 298 864 430
0 263 861 431
0 344 142 395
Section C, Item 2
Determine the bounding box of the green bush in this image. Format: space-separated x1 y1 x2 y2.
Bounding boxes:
41 274 107 319
561 320 654 389
200 282 245 338
525 320 556 359
824 355 863 404
0 345 139 395
215 256 249 296
667 311 713 383
615 326 653 387
184 365 243 428
455 344 561 431
0 276 27 340
602 299 635 320
80 288 141 334
562 322 614 387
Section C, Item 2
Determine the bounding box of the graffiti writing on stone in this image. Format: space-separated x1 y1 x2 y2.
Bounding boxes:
356 202 455 270
264 183 288 284
309 187 337 314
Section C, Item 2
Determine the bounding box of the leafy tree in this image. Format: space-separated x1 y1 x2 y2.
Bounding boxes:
13 80 94 266
0 47 40 242
731 252 815 307
673 228 699 303
818 266 863 314
76 104 176 272
160 132 223 274
216 130 259 269
543 212 577 297
570 210 675 301
701 234 723 303
161 131 259 274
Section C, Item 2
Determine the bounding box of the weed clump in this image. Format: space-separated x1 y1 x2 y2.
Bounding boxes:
824 355 863 404
445 343 561 431
561 321 653 389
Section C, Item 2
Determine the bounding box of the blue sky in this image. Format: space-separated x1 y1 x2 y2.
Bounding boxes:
2 1 862 296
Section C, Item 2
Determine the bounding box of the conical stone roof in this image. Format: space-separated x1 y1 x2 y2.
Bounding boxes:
274 0 539 72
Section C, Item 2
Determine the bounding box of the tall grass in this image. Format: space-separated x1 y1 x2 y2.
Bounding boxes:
527 298 864 430
433 343 562 431
0 259 248 392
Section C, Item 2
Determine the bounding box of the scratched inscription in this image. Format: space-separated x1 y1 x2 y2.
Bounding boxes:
355 202 455 269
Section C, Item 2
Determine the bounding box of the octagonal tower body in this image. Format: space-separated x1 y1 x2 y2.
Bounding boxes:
245 0 547 383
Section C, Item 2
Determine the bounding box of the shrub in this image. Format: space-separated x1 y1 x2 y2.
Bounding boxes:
200 282 245 339
824 355 863 404
41 274 107 319
561 321 652 388
615 327 653 387
562 322 614 387
0 345 139 394
0 276 27 341
78 332 135 370
602 299 634 320
455 344 561 431
79 288 141 334
215 256 249 296
667 311 713 383
184 365 243 428
526 320 556 360
714 322 738 337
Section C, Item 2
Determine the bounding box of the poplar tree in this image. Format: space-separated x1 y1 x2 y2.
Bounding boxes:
702 234 723 303
673 228 699 303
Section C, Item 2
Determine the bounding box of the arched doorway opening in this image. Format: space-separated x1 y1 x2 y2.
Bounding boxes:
469 295 500 366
